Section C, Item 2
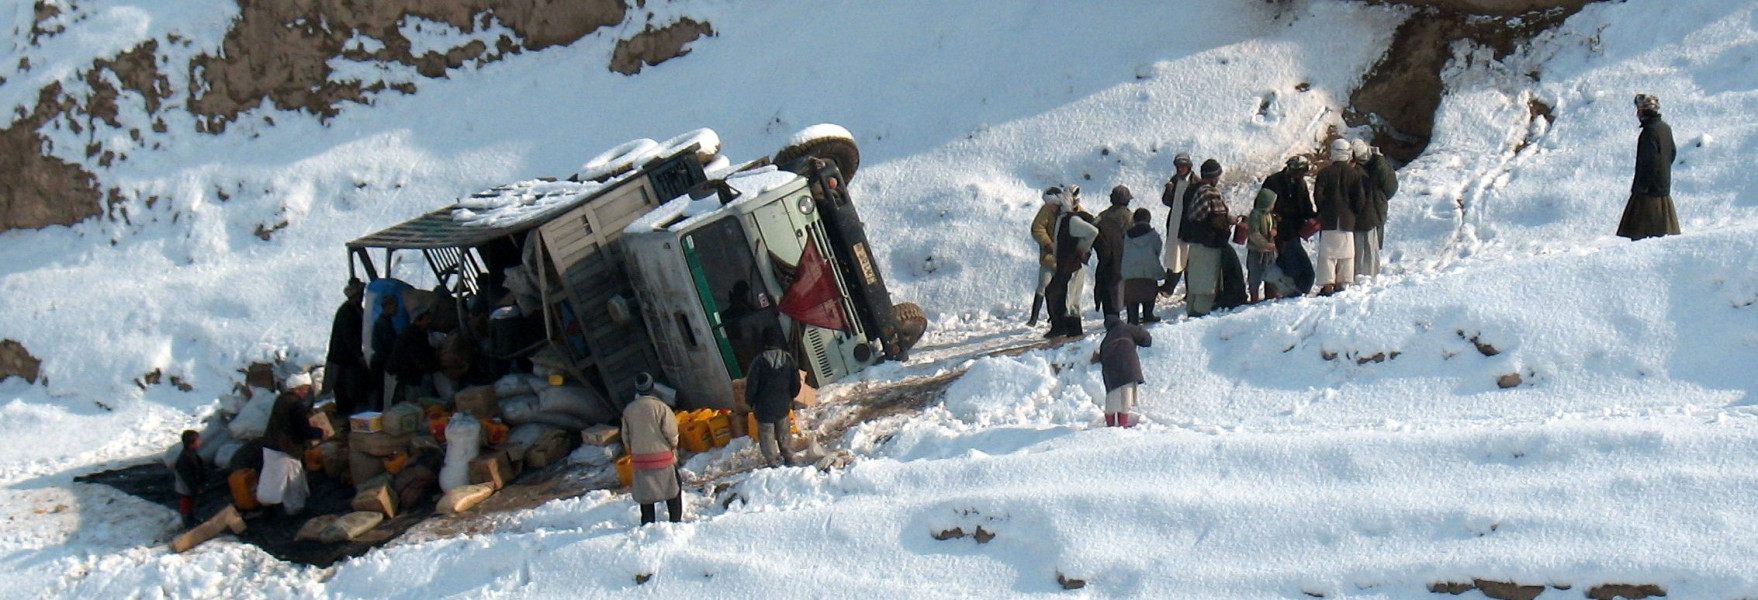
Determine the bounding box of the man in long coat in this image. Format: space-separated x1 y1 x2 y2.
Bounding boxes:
622 393 682 524
1617 93 1680 240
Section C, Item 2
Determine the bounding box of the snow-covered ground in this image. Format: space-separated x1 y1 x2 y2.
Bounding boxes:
4 0 1758 597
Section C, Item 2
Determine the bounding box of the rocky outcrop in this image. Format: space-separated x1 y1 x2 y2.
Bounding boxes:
0 340 42 384
610 18 715 75
188 0 628 129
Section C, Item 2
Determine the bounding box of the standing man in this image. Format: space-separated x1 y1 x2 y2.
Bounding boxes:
1263 156 1316 295
325 278 369 417
1045 188 1099 338
1096 316 1152 428
744 330 802 467
1352 139 1398 279
388 301 440 406
1180 160 1231 317
1617 93 1680 240
1312 139 1365 296
622 392 683 524
1158 153 1196 296
1093 186 1135 318
1028 187 1063 327
369 294 399 412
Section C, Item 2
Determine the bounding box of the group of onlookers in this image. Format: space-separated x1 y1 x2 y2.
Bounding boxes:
1029 137 1399 335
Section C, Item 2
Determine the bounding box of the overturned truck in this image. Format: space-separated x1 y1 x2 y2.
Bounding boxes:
346 126 926 412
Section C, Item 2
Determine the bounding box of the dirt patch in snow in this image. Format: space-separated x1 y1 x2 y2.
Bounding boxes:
0 339 43 384
188 0 628 129
0 82 103 231
1347 2 1596 163
609 18 716 75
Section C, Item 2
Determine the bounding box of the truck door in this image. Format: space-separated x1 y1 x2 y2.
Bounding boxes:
682 216 780 379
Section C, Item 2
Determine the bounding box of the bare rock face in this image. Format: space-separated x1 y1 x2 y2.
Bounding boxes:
610 18 715 75
0 82 104 231
1346 0 1603 163
2 0 633 234
188 0 629 128
1378 0 1599 15
0 340 42 384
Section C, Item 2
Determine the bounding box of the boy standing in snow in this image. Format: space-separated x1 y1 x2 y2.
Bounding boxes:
622 393 683 524
1046 188 1099 338
1096 316 1152 427
1120 208 1164 324
166 430 206 529
1246 189 1281 303
1618 93 1680 240
1028 187 1063 327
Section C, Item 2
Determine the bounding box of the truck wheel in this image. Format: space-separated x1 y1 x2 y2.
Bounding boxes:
574 138 659 182
773 125 860 182
892 302 927 352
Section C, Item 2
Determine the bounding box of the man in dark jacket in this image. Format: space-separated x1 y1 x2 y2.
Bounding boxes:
388 301 440 406
1045 190 1098 338
744 330 802 467
1617 93 1680 240
1313 139 1366 295
1263 156 1316 295
1093 186 1134 318
259 372 320 515
1352 140 1399 279
369 294 399 411
1095 316 1152 428
325 278 369 417
168 430 206 528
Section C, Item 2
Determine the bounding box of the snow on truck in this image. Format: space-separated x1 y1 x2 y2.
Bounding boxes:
345 126 926 411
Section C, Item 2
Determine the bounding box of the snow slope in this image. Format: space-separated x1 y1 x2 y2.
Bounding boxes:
4 0 1758 597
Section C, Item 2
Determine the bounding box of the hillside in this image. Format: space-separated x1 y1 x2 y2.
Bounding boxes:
3 0 1758 597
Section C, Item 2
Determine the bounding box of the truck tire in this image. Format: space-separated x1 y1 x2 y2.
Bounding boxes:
574 138 659 182
892 302 927 352
774 132 860 182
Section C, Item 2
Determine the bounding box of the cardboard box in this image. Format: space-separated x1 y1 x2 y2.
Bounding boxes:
453 385 499 419
580 424 621 446
349 411 384 433
382 403 422 437
468 450 513 490
795 371 818 409
349 430 411 457
308 411 338 441
351 474 398 517
439 483 495 515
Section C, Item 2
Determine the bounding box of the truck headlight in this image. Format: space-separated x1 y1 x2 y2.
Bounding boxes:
797 196 815 215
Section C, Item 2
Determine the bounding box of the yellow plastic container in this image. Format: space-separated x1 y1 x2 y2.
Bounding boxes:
615 455 633 488
745 410 799 440
708 411 733 447
681 418 713 453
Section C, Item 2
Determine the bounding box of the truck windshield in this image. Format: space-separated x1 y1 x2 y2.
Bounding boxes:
683 216 781 378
